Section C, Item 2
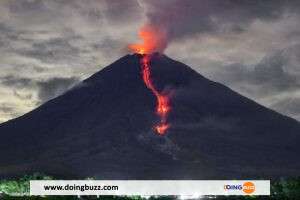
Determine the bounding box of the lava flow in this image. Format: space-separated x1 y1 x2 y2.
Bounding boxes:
129 25 171 135
141 55 170 135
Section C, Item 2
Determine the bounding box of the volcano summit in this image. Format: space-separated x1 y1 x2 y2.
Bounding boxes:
0 53 299 179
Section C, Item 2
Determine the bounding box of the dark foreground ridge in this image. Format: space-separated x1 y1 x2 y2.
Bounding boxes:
0 53 299 179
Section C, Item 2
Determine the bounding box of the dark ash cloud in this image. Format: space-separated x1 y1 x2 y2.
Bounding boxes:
144 0 300 46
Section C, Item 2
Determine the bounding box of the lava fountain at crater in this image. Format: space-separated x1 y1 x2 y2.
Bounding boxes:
129 25 170 135
128 25 167 54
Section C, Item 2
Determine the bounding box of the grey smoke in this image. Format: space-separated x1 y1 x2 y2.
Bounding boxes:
144 0 300 49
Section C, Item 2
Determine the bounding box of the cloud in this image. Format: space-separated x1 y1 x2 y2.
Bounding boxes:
20 37 81 64
0 73 80 122
0 0 143 68
0 103 15 114
272 96 300 120
102 0 142 24
0 102 19 123
144 0 300 43
36 77 80 103
208 44 300 120
0 0 143 123
1 75 34 89
1 74 80 104
218 44 300 90
252 50 299 90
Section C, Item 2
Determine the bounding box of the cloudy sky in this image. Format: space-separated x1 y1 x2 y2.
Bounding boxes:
0 0 300 123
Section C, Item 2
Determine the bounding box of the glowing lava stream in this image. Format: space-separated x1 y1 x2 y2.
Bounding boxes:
129 25 171 135
141 55 170 135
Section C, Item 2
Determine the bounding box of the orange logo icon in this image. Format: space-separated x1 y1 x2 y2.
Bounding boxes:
243 182 255 194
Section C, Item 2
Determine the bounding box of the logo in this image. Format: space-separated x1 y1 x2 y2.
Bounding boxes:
224 182 255 194
243 182 255 194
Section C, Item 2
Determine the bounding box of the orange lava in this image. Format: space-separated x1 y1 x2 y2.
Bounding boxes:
128 25 167 54
155 123 170 135
129 25 170 135
141 55 170 135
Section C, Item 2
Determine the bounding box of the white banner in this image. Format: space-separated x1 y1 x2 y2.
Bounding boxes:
30 180 270 196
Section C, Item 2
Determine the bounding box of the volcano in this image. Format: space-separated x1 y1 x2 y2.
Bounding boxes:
0 53 299 179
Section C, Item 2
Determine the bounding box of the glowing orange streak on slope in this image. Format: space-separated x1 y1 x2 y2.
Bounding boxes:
129 25 170 135
141 55 170 135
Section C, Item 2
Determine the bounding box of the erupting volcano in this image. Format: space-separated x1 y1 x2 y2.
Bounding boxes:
0 52 300 179
129 25 170 135
0 27 300 180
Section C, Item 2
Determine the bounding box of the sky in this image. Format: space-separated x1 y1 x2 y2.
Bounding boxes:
0 0 300 123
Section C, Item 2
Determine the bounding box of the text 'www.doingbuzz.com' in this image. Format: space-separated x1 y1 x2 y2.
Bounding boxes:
43 184 118 192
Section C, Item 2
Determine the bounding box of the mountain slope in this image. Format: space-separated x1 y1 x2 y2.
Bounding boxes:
0 53 299 179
